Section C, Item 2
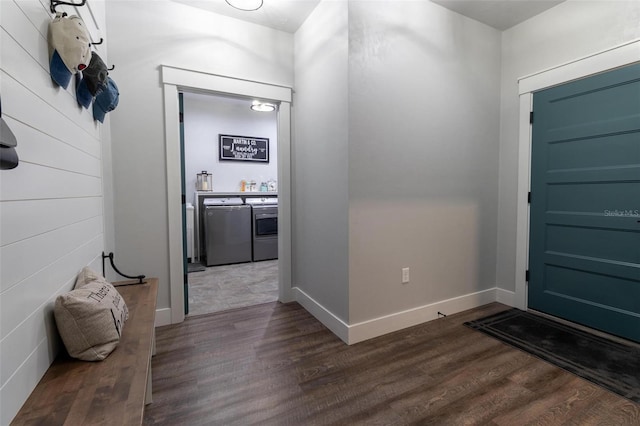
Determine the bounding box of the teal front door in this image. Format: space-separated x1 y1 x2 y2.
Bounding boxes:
528 62 640 342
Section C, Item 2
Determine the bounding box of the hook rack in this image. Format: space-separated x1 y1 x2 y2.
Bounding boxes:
102 252 146 285
50 0 86 14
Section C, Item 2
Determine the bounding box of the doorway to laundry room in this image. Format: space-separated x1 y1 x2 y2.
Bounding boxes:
180 91 279 316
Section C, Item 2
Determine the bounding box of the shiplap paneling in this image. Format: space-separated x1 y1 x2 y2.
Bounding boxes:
0 0 108 422
0 0 49 72
0 197 102 246
0 229 104 340
2 71 100 157
0 249 105 426
1 235 103 383
2 116 101 176
1 215 103 292
17 0 51 39
0 161 102 201
1 32 101 143
0 332 56 426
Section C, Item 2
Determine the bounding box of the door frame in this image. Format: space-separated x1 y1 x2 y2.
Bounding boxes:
514 39 640 310
162 65 294 324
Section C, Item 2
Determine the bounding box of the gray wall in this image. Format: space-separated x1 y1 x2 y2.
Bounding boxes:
293 0 350 321
106 0 293 310
348 1 502 323
495 0 640 292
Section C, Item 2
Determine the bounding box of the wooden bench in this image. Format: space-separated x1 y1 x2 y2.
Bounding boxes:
11 278 158 426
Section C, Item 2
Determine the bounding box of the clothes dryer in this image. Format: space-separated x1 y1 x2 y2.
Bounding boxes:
245 197 278 261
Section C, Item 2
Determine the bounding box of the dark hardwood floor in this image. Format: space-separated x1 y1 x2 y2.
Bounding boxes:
144 302 639 425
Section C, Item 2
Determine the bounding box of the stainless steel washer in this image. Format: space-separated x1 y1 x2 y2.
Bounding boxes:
245 197 278 262
204 197 252 266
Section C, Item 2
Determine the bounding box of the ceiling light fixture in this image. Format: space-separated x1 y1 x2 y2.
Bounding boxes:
251 101 276 112
225 0 263 11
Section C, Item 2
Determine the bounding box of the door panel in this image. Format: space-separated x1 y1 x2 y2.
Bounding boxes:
529 62 640 342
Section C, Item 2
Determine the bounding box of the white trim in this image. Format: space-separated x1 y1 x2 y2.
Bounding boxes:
496 288 516 307
293 287 350 344
296 286 504 345
163 83 185 324
277 103 294 303
518 39 640 94
161 66 293 324
162 66 292 103
347 288 497 345
515 41 640 311
514 93 532 310
155 308 172 327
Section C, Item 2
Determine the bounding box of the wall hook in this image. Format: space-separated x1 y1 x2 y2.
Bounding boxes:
50 0 86 14
108 64 115 71
91 37 104 46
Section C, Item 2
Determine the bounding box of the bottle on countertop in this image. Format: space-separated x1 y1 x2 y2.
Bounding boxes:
196 171 212 191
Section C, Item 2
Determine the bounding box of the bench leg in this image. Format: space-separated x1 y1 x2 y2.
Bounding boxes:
145 363 153 405
146 327 156 405
152 329 157 356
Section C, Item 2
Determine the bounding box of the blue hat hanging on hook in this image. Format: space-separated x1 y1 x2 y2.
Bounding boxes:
93 77 119 123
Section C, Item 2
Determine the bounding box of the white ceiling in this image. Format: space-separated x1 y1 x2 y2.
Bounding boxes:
431 0 566 31
172 0 565 34
171 0 321 33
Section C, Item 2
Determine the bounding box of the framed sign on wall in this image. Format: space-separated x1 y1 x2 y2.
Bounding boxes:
219 134 269 163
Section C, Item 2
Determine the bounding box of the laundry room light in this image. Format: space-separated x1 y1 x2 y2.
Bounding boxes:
225 0 263 11
251 101 276 112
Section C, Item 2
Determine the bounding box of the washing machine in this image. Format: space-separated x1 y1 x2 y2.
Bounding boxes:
204 197 252 266
245 197 278 261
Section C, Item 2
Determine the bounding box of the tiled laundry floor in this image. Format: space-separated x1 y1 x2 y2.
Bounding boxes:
187 260 278 316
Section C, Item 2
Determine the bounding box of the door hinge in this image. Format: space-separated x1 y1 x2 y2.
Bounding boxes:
181 194 186 204
179 112 184 123
529 111 534 124
528 191 531 204
525 270 530 282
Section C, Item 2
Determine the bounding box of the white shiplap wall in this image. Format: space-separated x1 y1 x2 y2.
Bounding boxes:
0 0 109 423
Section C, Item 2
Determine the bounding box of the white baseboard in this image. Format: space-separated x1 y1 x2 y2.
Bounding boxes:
496 288 516 307
293 287 350 344
347 288 497 344
155 308 172 327
294 286 500 345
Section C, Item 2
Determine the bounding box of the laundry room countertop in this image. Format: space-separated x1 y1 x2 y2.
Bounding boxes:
195 191 278 197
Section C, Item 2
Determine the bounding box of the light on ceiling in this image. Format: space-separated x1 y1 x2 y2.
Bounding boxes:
251 101 276 112
225 0 263 11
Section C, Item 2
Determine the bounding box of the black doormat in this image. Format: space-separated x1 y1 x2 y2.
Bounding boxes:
465 308 640 403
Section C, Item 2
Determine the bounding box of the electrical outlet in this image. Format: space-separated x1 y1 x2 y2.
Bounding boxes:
402 267 410 284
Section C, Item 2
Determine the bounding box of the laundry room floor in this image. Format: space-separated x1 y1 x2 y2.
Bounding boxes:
187 260 278 316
